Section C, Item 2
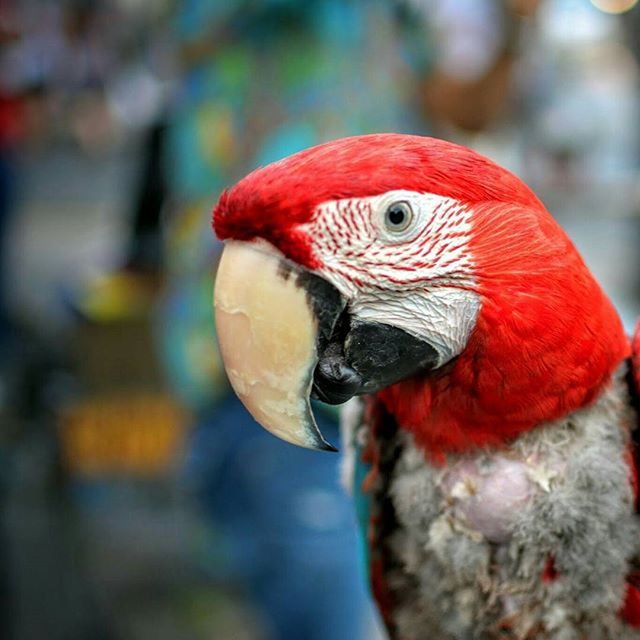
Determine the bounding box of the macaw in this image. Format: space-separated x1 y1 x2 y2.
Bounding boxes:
212 134 640 639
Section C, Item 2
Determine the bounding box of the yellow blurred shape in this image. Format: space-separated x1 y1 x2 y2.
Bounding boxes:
58 393 188 477
80 271 160 322
591 0 638 13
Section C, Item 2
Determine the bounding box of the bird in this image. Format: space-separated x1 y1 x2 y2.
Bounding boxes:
212 133 640 639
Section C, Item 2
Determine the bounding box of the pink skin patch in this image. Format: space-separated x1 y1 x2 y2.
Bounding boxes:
441 457 535 543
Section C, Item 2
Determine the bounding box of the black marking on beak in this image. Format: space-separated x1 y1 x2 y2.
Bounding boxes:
344 319 439 394
283 262 439 407
290 271 440 405
312 313 439 404
312 312 364 405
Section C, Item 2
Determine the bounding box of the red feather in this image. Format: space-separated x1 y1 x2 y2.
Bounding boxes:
622 578 640 628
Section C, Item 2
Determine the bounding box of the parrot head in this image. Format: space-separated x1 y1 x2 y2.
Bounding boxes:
213 134 628 456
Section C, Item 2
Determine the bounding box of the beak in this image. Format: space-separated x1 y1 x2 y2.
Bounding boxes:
214 241 345 451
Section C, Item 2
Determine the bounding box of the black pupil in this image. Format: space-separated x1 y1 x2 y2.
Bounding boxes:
388 205 406 226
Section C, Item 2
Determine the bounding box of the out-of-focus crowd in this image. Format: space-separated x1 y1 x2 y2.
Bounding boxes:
1 1 640 639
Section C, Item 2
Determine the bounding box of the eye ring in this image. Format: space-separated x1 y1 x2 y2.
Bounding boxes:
384 201 413 233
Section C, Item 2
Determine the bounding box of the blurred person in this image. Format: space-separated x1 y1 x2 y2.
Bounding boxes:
75 114 169 321
159 1 437 638
0 0 176 326
392 0 546 195
0 82 20 352
58 0 175 321
0 0 31 353
1 0 126 325
0 34 21 640
410 0 541 136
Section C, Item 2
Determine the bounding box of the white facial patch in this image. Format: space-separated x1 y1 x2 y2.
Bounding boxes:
351 287 480 366
303 190 481 366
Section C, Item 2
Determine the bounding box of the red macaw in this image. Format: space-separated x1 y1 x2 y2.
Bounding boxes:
213 134 640 639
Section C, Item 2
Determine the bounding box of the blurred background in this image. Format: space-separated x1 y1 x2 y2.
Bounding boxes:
1 0 640 638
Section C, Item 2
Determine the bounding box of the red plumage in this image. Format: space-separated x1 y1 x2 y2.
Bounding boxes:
213 133 543 267
214 133 640 636
378 200 629 458
214 133 629 457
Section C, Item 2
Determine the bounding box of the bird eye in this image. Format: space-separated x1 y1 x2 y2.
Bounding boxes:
384 201 413 232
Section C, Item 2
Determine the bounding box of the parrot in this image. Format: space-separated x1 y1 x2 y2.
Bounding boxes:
211 133 640 639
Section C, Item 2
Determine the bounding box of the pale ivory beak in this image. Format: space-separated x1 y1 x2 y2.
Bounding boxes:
214 240 337 451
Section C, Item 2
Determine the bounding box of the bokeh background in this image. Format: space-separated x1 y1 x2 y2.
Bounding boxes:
1 0 640 638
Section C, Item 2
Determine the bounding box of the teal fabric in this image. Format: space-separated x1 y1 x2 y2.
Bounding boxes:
353 436 373 590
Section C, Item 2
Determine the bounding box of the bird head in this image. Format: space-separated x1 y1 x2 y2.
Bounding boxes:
213 134 628 456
